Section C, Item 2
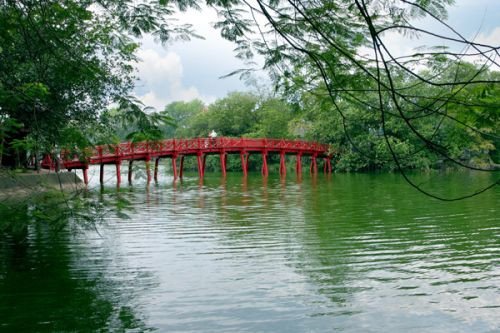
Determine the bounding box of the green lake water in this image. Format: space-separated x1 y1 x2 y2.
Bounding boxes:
0 170 499 332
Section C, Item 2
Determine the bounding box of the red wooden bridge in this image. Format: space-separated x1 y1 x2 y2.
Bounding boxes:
42 137 333 185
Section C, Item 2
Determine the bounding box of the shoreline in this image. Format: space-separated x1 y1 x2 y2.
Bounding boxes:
0 170 83 198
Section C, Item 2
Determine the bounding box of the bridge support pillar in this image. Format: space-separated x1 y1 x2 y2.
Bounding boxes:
128 160 133 183
197 153 204 179
240 151 248 176
310 154 317 174
262 151 268 177
145 158 151 184
324 158 332 174
296 154 302 175
179 155 185 179
154 158 160 182
219 151 227 177
172 155 178 180
82 166 89 185
116 160 122 187
279 152 286 177
100 164 104 184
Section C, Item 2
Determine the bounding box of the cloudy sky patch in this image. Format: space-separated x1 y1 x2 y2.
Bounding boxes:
135 48 206 110
134 6 250 110
133 0 499 110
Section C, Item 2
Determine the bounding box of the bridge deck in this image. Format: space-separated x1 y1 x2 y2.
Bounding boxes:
42 137 333 185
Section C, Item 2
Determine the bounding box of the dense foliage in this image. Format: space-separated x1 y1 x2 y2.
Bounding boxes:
208 0 499 198
101 80 497 172
0 0 196 167
0 0 498 198
290 63 500 171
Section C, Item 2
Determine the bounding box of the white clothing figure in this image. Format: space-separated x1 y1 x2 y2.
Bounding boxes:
208 130 217 147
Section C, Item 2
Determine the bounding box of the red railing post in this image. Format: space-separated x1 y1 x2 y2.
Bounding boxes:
280 151 286 177
296 153 302 175
81 137 332 181
240 151 248 177
261 150 268 177
197 152 204 179
219 150 227 177
310 154 317 174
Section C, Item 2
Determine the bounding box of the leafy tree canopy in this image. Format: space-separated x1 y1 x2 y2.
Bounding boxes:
0 0 498 199
0 0 197 165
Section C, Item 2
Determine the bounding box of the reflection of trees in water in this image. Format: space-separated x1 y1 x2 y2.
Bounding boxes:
0 191 153 332
293 173 500 314
199 175 278 235
292 184 358 309
158 172 498 317
193 172 499 314
193 174 357 309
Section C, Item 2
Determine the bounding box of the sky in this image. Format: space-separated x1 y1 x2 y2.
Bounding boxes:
133 0 500 110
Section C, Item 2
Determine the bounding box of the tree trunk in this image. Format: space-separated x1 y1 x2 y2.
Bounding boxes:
1 128 29 169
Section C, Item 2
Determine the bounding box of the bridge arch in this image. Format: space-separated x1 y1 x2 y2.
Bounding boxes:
42 137 334 186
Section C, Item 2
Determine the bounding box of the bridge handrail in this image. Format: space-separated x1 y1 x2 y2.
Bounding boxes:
55 137 332 165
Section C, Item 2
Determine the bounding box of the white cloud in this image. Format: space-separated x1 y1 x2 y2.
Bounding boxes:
133 1 497 109
467 27 500 69
134 48 216 110
133 5 260 106
136 49 184 94
475 27 500 46
138 91 169 111
369 23 500 71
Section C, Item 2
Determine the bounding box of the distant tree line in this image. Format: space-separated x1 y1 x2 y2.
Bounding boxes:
102 82 498 172
1 0 498 199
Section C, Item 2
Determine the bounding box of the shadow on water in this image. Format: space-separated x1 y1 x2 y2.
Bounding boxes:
0 190 155 332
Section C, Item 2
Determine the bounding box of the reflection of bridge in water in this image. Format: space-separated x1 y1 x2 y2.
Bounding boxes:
42 137 334 185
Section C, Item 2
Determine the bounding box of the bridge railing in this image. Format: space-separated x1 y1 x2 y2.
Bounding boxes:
54 137 331 167
96 138 328 154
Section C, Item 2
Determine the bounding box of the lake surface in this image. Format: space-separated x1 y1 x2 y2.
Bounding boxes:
1 170 499 332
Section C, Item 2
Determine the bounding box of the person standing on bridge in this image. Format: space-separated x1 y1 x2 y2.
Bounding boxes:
209 130 217 147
